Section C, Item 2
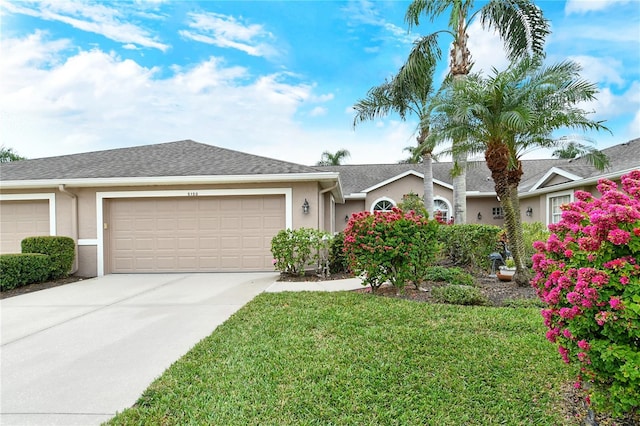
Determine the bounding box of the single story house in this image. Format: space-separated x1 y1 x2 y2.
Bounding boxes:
0 140 343 276
1 138 638 277
319 137 640 232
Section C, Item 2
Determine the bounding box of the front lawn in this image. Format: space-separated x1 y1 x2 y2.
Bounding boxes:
107 292 577 425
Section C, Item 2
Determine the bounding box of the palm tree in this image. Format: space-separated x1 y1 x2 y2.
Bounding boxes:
551 137 609 164
316 149 351 166
405 0 550 223
427 56 609 286
353 52 438 215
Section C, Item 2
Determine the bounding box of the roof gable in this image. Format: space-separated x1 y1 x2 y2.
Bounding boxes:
529 167 583 191
362 170 452 193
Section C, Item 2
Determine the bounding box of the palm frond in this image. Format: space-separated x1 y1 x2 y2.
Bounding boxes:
480 0 550 60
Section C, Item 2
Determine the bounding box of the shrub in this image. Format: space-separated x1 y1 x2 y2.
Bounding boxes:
531 171 640 417
397 191 429 218
271 228 332 276
329 232 349 274
21 236 75 280
343 208 440 291
437 224 502 271
0 253 51 291
502 298 545 309
423 266 475 286
432 285 489 306
521 222 550 267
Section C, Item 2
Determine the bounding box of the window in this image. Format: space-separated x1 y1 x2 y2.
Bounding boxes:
549 194 571 224
492 207 504 219
371 197 395 212
434 199 450 220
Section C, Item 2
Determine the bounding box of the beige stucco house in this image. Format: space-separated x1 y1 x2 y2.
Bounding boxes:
0 140 343 276
320 137 640 232
1 138 638 277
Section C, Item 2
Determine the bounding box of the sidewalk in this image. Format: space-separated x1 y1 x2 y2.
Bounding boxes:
264 277 364 293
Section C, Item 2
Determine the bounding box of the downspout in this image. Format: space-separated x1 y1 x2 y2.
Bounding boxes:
318 183 338 232
58 184 79 274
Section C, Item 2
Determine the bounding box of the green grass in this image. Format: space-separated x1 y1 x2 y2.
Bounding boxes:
107 292 577 425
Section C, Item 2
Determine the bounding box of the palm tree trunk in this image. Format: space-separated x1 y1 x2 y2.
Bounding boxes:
423 153 434 218
452 153 467 223
486 143 530 286
450 13 470 224
502 186 531 286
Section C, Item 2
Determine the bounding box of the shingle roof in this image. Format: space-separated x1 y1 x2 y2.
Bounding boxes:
0 140 320 181
318 138 640 196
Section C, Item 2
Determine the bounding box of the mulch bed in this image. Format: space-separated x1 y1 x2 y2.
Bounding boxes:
278 271 537 307
0 275 89 299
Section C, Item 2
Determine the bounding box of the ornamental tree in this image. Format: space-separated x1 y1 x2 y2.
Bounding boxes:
343 207 440 292
531 171 640 417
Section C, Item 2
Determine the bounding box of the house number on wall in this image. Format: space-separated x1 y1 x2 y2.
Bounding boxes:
187 192 199 197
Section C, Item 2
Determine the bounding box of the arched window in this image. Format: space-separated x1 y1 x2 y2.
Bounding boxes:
433 198 451 220
371 197 395 213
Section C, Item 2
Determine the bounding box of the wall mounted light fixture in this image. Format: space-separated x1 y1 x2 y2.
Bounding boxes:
477 212 482 220
526 207 533 217
302 199 310 214
345 214 350 222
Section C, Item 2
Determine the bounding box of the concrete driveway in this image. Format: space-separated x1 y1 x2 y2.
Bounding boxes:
0 273 278 426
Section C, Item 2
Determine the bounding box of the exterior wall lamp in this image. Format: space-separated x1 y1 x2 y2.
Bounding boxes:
302 199 310 214
526 207 533 217
477 212 482 220
345 214 350 222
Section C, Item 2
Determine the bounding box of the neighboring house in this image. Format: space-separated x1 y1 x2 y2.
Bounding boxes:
0 140 342 276
1 138 638 277
320 137 640 232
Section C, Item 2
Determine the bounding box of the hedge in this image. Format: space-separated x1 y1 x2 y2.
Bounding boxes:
0 253 51 291
21 236 75 279
437 224 502 271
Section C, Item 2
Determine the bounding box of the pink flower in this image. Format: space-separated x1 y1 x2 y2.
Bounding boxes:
609 297 623 310
620 276 630 285
607 229 631 245
577 340 591 351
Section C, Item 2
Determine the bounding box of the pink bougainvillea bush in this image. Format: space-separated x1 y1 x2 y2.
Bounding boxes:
343 208 440 292
531 171 640 417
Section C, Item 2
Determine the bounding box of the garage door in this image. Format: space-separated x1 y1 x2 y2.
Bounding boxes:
0 200 50 253
109 195 285 272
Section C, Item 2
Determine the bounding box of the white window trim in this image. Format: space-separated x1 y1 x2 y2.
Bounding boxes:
0 193 56 236
433 196 452 220
546 189 575 226
95 188 293 276
370 196 396 213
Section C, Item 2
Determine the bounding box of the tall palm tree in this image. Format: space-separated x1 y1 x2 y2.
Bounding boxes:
405 0 550 223
316 149 351 166
353 53 438 215
428 56 609 286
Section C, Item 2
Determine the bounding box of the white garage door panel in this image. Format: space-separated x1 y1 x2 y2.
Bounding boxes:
0 200 50 253
110 195 285 272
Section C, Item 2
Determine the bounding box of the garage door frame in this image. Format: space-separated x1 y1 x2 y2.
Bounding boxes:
0 193 57 242
96 188 292 276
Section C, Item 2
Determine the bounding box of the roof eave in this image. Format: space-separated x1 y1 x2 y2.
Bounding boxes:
0 172 342 190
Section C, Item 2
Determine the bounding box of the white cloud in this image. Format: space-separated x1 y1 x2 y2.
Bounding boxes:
309 106 327 117
466 20 510 75
342 0 414 45
180 12 279 59
565 0 633 14
2 0 169 51
568 55 624 87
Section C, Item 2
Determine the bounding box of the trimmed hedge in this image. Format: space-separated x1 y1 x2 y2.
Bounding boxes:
21 236 75 279
0 253 51 291
436 224 502 271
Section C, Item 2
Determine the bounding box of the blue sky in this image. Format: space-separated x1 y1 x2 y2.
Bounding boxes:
1 0 639 165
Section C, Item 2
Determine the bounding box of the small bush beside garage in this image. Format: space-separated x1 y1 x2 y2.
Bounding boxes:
22 236 75 279
0 253 51 291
